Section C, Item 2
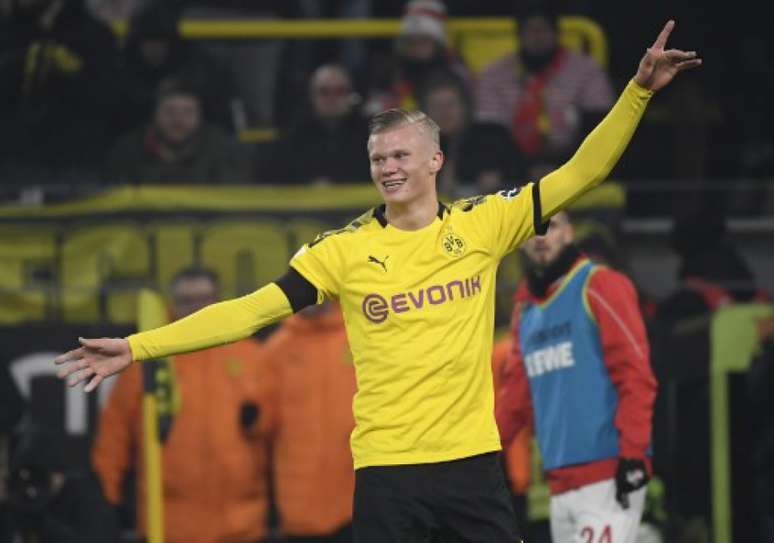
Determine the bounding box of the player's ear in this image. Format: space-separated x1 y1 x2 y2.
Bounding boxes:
429 149 444 174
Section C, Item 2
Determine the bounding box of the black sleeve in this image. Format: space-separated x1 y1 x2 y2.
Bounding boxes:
275 268 318 313
533 180 548 235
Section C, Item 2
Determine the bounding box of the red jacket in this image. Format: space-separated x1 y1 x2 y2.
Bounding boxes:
496 258 657 495
491 337 532 495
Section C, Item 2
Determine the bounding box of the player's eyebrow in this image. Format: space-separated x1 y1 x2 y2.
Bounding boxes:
369 146 412 161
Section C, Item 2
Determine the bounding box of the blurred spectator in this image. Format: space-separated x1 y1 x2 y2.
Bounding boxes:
105 77 249 184
92 266 276 543
748 316 774 543
652 211 768 534
267 64 370 185
0 0 120 183
6 422 121 543
476 2 614 179
84 0 153 22
364 0 472 116
417 71 521 197
263 301 356 542
658 214 768 324
274 0 372 127
183 0 286 127
114 1 239 136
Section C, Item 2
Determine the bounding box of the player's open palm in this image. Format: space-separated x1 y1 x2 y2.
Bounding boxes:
634 20 702 91
55 337 133 392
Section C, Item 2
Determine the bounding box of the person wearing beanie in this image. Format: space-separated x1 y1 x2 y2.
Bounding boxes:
496 210 658 542
398 0 449 47
364 0 472 116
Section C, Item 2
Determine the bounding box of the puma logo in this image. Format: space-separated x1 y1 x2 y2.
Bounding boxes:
368 255 389 272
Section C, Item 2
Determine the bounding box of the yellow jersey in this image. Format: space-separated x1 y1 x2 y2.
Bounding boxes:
291 188 539 468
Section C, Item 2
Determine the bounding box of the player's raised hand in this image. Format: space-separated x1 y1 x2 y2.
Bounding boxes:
634 20 702 92
54 337 133 392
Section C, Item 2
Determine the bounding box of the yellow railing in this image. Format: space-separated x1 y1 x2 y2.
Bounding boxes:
113 16 608 70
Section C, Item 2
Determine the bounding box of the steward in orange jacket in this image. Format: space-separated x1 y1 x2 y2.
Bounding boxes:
264 301 356 540
92 267 276 543
92 340 276 543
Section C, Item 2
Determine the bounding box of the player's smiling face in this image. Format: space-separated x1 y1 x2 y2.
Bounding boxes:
367 123 443 206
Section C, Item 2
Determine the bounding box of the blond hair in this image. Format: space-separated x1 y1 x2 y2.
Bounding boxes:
368 109 440 148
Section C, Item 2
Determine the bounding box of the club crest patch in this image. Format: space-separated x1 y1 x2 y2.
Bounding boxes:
441 230 466 257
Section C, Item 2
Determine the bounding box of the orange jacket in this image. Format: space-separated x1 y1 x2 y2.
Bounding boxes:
264 304 356 536
92 339 275 543
492 337 532 495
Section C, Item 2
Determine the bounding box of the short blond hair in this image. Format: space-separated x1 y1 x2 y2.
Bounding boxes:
368 109 440 148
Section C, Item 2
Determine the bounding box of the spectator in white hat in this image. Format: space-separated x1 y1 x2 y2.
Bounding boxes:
364 0 472 116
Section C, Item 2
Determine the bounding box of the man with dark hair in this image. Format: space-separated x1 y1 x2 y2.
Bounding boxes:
417 71 521 196
91 266 276 543
105 77 248 184
496 210 657 542
58 22 700 543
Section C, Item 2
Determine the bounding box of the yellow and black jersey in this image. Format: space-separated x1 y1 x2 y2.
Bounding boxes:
291 187 541 468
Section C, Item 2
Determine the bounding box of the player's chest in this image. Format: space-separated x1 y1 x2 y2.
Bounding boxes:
342 225 489 293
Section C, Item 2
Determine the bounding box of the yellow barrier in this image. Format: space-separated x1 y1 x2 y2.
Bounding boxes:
0 184 623 324
113 16 608 70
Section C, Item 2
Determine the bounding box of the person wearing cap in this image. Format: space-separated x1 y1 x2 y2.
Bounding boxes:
364 0 472 116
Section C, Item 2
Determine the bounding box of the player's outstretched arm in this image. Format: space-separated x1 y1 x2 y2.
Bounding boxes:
538 20 701 220
55 282 295 392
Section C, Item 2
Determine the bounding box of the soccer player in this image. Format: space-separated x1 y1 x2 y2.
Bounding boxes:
55 21 699 543
495 210 657 543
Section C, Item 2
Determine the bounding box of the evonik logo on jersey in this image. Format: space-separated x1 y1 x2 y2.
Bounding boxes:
362 275 482 323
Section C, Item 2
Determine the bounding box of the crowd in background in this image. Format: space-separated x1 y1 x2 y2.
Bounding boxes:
1 0 772 215
1 0 773 542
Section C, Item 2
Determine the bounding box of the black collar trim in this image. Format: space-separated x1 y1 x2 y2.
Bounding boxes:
373 202 448 228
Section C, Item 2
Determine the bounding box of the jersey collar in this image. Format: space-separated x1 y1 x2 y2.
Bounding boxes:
373 202 449 228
